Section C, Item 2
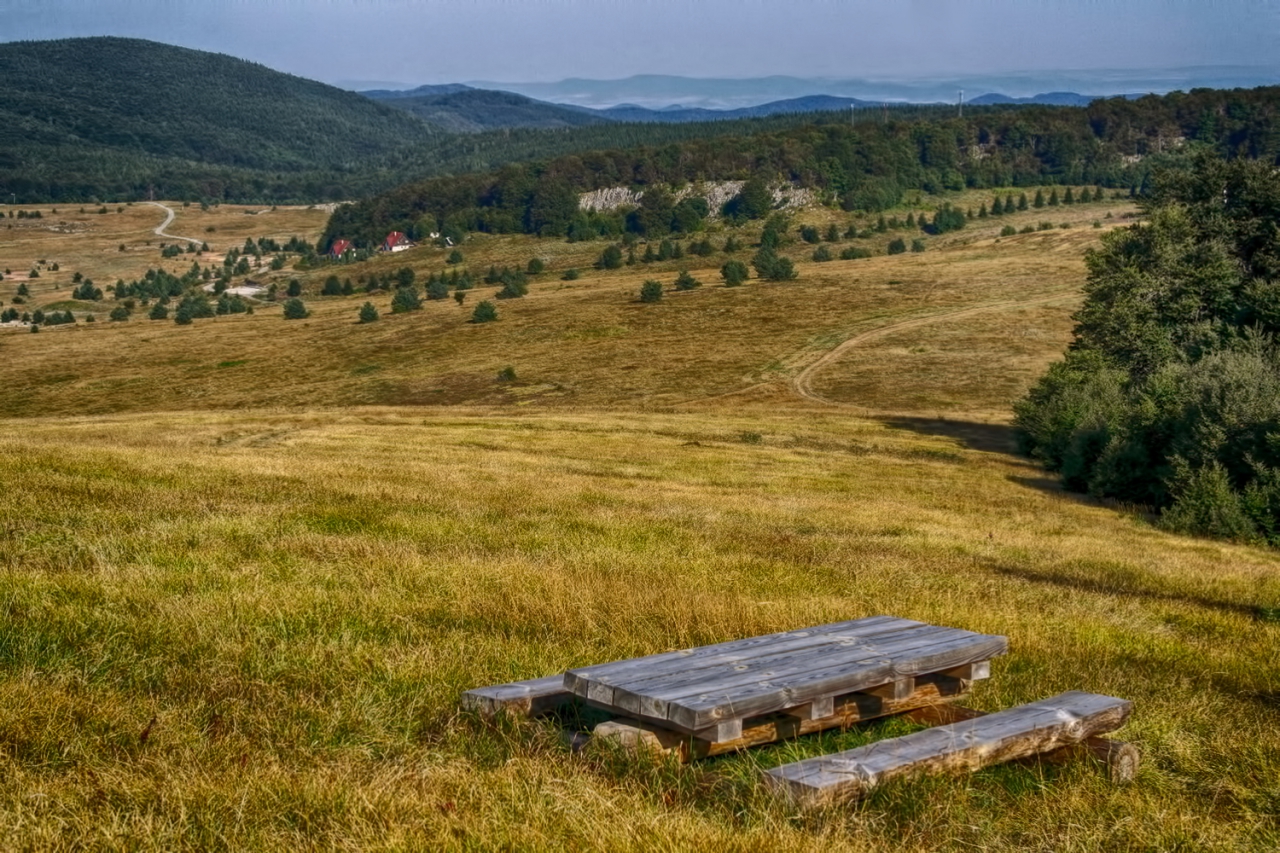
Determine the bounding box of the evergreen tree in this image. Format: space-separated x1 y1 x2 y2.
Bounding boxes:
887 237 907 255
639 280 663 303
1018 193 1029 211
596 244 623 269
1048 189 1060 206
721 260 749 286
673 269 700 290
390 286 421 313
282 297 309 319
1064 187 1075 204
1034 188 1045 208
358 301 379 323
471 300 498 323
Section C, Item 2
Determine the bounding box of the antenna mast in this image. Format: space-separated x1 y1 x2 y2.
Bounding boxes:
958 89 964 118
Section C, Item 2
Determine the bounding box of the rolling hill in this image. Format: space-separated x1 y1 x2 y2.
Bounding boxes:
0 37 436 170
368 88 610 132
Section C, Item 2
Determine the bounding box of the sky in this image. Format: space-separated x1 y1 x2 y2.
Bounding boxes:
2 0 1277 91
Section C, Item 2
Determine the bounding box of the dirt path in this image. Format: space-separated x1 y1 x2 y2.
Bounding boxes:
789 292 1080 405
143 201 202 246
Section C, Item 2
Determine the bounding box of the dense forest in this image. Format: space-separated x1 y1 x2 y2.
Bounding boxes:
1015 151 1280 542
322 86 1280 249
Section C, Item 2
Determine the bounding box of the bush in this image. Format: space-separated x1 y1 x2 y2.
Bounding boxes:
149 303 168 320
322 275 342 296
108 305 130 322
910 239 925 253
639 280 663 303
1000 225 1017 237
282 298 309 319
390 286 422 313
358 302 379 323
447 249 464 265
887 238 907 255
840 247 872 260
721 260 749 286
673 270 700 291
561 268 580 281
812 245 834 262
471 300 498 323
526 258 545 275
751 248 797 281
596 245 623 269
800 225 821 244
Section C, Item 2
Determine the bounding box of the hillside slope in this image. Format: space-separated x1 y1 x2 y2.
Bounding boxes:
373 88 610 132
0 37 437 171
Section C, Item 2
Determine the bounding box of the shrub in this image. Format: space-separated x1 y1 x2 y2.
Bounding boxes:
887 238 907 255
358 302 379 323
149 303 168 320
390 286 422 313
497 366 517 382
447 249 464 265
108 305 130 322
426 278 450 301
910 239 926 253
322 275 342 296
639 280 663 303
526 258 545 275
840 247 872 260
596 245 623 269
812 245 834 262
1000 225 1017 237
800 225 821 244
282 298 309 319
673 270 700 291
287 279 302 297
561 268 580 281
752 249 797 281
721 260 749 286
471 300 498 323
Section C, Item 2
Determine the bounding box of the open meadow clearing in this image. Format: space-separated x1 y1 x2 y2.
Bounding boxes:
1 197 1278 850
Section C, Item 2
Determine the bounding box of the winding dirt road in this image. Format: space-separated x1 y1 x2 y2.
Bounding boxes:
788 292 1081 406
143 201 202 245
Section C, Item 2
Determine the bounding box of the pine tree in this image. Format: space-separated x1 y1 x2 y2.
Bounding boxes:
978 202 988 218
358 302 379 323
1064 187 1075 204
1048 189 1060 206
1034 189 1045 208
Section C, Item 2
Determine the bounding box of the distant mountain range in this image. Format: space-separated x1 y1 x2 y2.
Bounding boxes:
357 86 1138 130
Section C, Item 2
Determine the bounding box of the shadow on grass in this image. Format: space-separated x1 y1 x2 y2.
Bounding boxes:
979 558 1270 621
881 416 1020 455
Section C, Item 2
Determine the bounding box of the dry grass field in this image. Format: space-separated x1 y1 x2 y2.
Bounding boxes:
2 194 1278 851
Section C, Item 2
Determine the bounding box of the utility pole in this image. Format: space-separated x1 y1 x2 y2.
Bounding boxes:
958 89 964 119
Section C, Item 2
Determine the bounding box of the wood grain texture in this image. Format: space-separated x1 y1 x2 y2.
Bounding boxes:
765 690 1133 805
590 673 972 761
902 701 1140 783
461 674 572 719
568 616 1007 733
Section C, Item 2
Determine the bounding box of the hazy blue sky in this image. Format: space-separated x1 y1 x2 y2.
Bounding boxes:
2 0 1277 88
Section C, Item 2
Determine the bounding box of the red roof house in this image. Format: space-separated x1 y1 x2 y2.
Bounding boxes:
328 238 353 258
382 231 413 253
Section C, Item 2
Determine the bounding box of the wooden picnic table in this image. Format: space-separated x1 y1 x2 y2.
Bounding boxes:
462 615 1137 798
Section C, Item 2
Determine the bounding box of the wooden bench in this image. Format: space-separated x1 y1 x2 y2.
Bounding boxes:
764 690 1134 805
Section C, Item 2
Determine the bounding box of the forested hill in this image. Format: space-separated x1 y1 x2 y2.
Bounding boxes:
371 88 609 132
0 37 436 170
323 85 1280 249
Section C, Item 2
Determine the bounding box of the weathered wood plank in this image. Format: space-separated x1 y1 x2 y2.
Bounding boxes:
902 701 1139 783
602 623 958 721
564 615 922 699
666 632 1007 731
461 675 573 719
765 691 1132 805
591 674 972 762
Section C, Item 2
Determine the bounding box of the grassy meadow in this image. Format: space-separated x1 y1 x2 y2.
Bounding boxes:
2 194 1278 851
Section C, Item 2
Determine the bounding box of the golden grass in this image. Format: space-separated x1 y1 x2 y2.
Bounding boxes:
6 194 1276 851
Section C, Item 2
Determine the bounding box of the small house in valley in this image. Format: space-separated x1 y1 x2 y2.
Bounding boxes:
328 238 353 259
382 231 413 253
